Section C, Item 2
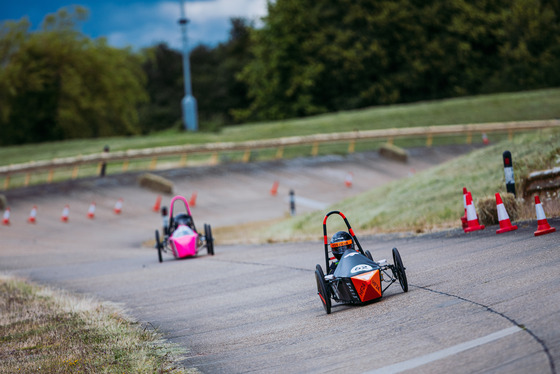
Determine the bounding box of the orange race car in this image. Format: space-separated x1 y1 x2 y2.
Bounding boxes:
315 211 408 314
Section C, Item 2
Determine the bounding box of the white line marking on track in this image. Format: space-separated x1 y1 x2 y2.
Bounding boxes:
363 326 522 374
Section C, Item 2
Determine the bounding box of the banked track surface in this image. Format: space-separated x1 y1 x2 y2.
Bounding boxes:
1 147 559 373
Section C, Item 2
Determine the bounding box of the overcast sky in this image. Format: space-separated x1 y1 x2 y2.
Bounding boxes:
0 0 269 50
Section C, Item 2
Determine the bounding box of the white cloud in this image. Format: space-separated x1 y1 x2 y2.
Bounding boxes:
186 0 267 20
101 0 268 50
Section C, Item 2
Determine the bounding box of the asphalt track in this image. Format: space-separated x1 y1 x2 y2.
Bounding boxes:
1 146 559 374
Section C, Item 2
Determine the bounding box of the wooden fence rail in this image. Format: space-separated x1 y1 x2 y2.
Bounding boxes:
1 120 559 190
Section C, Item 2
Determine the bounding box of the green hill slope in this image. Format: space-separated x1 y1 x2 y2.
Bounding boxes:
260 128 560 242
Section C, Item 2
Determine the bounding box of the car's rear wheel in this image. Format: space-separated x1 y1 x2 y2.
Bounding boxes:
315 264 331 314
155 230 163 263
205 224 214 255
392 248 408 292
365 250 374 262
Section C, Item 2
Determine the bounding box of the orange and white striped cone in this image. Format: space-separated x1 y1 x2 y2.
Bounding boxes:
461 187 468 229
482 133 489 145
61 204 70 223
189 192 197 207
87 202 96 219
464 192 485 233
152 195 162 212
270 181 279 196
2 208 11 226
495 193 517 234
27 206 37 224
114 199 123 214
345 173 353 188
534 195 556 236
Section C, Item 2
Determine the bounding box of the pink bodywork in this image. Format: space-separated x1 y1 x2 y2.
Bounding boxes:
168 195 199 258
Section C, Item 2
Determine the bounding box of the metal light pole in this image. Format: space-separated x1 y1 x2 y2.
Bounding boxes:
179 0 198 131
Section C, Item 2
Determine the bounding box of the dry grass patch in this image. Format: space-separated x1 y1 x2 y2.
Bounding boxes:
477 191 560 226
0 274 197 374
476 193 520 225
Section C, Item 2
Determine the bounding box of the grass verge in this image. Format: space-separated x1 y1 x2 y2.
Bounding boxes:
0 274 196 374
257 128 560 242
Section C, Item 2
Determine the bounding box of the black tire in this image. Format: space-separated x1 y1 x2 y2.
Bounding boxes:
155 230 163 263
315 264 331 314
205 224 214 256
392 248 408 292
365 250 373 262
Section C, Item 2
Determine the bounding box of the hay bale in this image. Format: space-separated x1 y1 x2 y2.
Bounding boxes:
379 143 408 163
476 193 519 226
0 194 7 210
137 173 174 194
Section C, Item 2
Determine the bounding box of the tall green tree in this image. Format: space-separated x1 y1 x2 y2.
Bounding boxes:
139 18 253 133
139 43 183 133
487 0 560 90
0 6 148 145
191 17 253 129
235 0 560 123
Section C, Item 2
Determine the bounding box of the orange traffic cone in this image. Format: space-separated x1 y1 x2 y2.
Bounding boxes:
345 173 353 188
189 192 197 207
87 202 96 219
534 195 556 236
152 195 162 212
461 187 468 229
495 193 517 234
464 192 485 233
270 181 279 196
61 204 70 222
27 206 37 224
482 133 490 145
2 208 10 225
114 198 123 214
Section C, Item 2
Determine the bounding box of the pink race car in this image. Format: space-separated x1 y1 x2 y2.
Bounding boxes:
154 195 214 262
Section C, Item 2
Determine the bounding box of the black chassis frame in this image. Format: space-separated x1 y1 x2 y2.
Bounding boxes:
319 210 408 308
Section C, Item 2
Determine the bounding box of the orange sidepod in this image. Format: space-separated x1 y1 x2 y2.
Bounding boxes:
351 270 382 302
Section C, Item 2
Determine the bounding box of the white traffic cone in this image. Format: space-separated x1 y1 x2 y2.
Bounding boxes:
345 173 353 188
495 193 517 234
61 204 70 223
2 208 10 225
114 198 123 214
534 195 556 236
87 202 96 219
27 206 37 224
464 192 485 233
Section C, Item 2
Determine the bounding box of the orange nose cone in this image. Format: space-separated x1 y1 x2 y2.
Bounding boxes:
351 270 382 302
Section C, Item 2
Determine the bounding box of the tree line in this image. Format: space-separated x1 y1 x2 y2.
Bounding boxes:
1 1 559 145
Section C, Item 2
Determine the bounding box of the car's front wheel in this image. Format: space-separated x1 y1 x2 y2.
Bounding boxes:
315 264 331 314
155 230 163 263
392 248 408 292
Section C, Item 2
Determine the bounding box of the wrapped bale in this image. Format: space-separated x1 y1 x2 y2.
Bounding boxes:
379 143 408 163
138 173 174 194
